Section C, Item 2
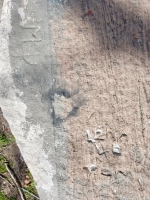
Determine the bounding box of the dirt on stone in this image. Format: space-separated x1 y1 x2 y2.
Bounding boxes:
48 0 150 199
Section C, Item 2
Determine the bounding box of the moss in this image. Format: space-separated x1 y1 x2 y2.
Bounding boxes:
0 191 16 200
0 191 8 200
0 156 7 173
0 133 15 173
0 135 15 148
9 160 14 168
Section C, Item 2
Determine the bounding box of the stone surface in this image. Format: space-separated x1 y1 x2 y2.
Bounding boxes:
0 0 3 16
0 0 150 199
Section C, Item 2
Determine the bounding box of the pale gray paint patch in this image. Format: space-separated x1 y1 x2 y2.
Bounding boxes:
0 0 59 199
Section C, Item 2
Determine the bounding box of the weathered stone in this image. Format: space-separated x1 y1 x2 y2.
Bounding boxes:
129 146 143 163
1 0 150 199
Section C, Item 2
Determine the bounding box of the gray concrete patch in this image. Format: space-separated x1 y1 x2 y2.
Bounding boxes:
0 0 70 199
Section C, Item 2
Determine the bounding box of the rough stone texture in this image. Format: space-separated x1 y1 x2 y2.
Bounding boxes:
0 0 3 16
1 0 150 199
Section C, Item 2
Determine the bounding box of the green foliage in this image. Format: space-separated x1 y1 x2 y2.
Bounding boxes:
24 171 39 199
27 181 36 192
0 191 7 200
9 197 16 200
0 133 15 174
0 134 38 200
0 134 15 148
0 156 6 173
0 191 16 200
8 160 14 168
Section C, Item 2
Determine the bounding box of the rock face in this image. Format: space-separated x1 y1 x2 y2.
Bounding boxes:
1 0 150 199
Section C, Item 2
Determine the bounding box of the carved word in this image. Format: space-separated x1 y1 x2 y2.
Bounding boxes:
83 164 97 179
112 144 122 155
